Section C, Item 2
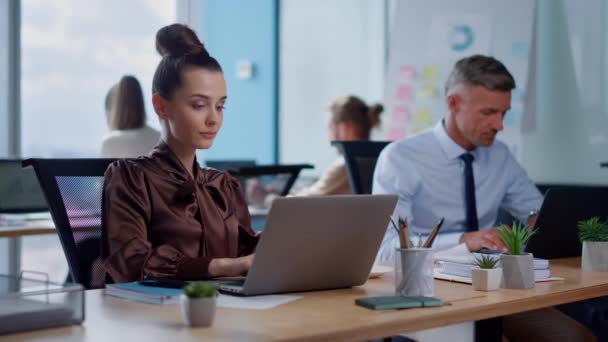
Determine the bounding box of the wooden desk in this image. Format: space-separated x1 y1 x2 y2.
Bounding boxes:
0 218 101 238
4 258 608 341
0 220 56 238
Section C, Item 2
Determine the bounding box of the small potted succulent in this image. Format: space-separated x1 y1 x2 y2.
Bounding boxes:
181 282 218 327
578 216 608 272
497 222 537 289
471 254 502 291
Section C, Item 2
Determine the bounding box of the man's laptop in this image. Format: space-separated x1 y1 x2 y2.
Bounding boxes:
217 195 398 296
526 186 608 259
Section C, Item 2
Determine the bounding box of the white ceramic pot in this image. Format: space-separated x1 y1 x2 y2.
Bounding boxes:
180 294 217 327
582 241 608 272
500 253 535 289
471 267 502 291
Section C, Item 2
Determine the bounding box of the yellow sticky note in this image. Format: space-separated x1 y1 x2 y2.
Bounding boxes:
417 85 437 100
421 65 439 82
414 108 433 126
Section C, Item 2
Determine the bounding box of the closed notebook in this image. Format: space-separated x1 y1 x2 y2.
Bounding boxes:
355 296 442 310
105 282 183 304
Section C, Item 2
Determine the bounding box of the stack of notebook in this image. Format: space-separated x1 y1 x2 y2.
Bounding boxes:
432 244 559 283
436 254 551 281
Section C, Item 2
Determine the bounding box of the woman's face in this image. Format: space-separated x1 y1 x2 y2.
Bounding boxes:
327 116 357 142
155 65 227 150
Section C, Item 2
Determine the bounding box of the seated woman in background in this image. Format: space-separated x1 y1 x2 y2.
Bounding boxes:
247 96 383 207
101 24 258 283
101 75 161 158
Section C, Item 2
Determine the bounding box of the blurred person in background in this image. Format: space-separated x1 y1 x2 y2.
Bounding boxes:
101 75 160 158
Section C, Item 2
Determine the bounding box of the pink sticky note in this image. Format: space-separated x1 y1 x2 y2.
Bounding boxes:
399 65 416 81
396 84 412 101
391 106 410 122
387 127 406 141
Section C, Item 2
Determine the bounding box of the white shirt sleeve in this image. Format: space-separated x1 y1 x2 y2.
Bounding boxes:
500 153 544 223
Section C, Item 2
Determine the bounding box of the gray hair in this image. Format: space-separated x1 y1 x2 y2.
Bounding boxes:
444 55 516 95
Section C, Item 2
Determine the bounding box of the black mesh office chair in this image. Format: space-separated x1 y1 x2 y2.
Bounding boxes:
331 141 391 194
23 158 116 289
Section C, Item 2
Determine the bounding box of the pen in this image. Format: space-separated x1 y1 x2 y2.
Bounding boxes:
423 217 445 248
390 217 400 235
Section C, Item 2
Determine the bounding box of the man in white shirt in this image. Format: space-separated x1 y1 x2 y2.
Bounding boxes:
373 55 595 341
375 56 542 260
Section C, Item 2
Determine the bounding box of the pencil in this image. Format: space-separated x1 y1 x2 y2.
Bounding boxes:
423 217 445 248
398 217 408 249
399 217 409 249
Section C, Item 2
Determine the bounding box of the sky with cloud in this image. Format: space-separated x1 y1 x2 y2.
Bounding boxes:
21 0 175 157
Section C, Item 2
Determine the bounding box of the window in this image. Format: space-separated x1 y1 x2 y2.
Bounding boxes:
21 0 175 157
20 0 176 282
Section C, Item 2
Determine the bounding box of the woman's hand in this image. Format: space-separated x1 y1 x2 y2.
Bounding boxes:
208 254 255 277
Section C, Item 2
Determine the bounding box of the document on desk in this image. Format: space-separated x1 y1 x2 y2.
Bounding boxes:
217 293 301 310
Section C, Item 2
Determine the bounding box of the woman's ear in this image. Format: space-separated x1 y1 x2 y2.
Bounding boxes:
152 93 169 121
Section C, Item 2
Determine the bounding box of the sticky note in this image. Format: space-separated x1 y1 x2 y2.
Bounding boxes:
421 65 439 82
396 84 412 102
387 127 406 141
417 85 438 100
399 65 416 82
391 106 410 122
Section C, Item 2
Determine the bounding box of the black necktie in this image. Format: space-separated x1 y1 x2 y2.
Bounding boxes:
460 153 478 232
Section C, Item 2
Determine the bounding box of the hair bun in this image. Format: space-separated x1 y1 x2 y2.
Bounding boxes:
367 103 384 128
155 24 209 58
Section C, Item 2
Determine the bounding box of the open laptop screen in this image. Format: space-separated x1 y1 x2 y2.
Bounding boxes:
0 160 48 213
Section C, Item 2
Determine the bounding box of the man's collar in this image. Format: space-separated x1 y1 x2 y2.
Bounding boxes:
432 120 475 160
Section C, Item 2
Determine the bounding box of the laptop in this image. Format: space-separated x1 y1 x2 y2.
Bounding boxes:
0 160 48 214
526 187 608 259
217 194 398 296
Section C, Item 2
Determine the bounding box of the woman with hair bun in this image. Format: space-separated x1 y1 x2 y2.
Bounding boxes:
248 95 383 207
101 24 258 282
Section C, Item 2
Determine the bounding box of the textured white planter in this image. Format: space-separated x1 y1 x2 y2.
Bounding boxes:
501 253 535 289
180 294 217 327
582 241 608 272
471 267 502 291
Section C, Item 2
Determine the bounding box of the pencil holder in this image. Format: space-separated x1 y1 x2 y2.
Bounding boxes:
394 248 434 297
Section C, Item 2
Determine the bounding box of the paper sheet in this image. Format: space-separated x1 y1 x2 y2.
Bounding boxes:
434 243 473 264
217 294 301 310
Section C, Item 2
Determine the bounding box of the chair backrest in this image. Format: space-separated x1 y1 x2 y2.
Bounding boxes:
22 158 117 289
331 141 391 194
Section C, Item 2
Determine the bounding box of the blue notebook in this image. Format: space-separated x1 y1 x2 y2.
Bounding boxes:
105 282 184 304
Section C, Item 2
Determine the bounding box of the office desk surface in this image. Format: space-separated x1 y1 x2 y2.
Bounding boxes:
0 218 101 238
5 258 608 342
0 219 56 238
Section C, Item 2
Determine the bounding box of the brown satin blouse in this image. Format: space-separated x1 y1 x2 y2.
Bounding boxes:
101 141 259 283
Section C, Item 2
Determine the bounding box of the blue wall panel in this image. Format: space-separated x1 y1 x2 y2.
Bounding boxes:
197 0 277 164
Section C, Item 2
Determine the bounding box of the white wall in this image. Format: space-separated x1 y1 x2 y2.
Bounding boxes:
279 0 386 175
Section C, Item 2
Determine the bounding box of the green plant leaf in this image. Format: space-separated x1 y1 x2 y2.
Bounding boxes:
183 281 217 298
578 217 608 242
473 254 499 269
497 222 537 255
